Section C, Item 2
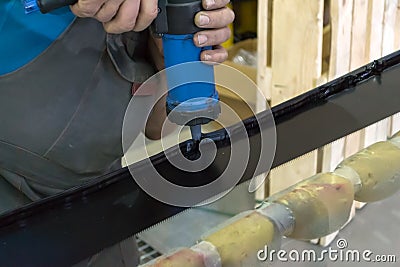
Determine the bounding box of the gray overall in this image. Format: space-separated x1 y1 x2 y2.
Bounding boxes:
0 17 156 266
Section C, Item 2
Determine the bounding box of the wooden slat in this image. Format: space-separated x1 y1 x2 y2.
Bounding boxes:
391 0 400 136
351 0 398 210
270 0 324 106
318 0 354 246
270 152 319 194
321 0 353 173
366 0 385 60
390 113 400 136
257 0 272 108
363 0 388 148
255 0 399 246
346 0 370 158
382 0 398 56
328 0 353 78
255 0 273 200
396 0 400 49
268 0 324 195
350 0 369 70
382 0 400 137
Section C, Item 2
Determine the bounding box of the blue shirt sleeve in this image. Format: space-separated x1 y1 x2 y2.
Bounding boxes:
0 0 75 75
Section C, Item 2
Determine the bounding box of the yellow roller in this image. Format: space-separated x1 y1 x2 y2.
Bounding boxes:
335 139 400 202
203 211 276 267
270 173 354 240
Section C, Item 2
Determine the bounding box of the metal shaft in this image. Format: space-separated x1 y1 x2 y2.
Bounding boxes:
190 125 202 142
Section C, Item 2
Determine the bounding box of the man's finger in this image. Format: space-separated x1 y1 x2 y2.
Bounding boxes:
200 45 228 63
202 0 230 10
133 0 158 32
194 26 231 47
71 0 107 17
195 7 234 29
94 0 124 22
103 0 141 33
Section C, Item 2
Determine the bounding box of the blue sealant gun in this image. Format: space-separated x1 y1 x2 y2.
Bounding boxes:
24 0 221 142
152 0 220 142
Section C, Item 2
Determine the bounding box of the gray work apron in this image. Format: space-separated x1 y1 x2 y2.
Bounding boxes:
0 17 156 266
0 17 155 203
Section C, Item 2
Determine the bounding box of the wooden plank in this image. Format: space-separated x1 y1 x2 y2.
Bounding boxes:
321 0 353 173
271 0 324 105
320 139 345 173
382 0 399 137
345 0 369 158
268 0 324 195
362 0 388 148
254 174 269 202
270 152 319 194
396 0 400 49
366 0 385 59
319 0 354 246
328 0 353 78
391 0 400 137
390 113 400 136
255 0 272 200
255 68 271 113
382 0 398 56
257 0 272 107
350 0 369 70
344 132 361 157
353 1 389 210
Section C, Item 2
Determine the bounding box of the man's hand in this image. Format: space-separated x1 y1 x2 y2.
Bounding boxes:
70 0 158 33
195 0 235 63
72 0 233 63
149 0 234 67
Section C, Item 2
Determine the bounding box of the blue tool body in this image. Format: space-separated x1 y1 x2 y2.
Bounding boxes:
163 34 216 109
155 0 221 141
162 34 219 123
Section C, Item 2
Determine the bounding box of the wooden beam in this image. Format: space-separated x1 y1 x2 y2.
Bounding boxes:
350 0 369 70
381 0 400 137
390 0 400 136
257 0 272 108
363 0 388 148
382 0 398 56
321 0 353 173
271 0 324 106
269 0 324 195
319 0 354 246
255 0 273 200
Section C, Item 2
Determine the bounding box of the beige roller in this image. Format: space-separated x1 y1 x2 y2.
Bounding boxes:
143 241 221 267
269 173 354 240
335 139 400 202
202 211 276 267
141 132 400 267
144 248 205 267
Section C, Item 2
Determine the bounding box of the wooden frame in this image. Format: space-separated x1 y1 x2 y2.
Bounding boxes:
257 0 400 246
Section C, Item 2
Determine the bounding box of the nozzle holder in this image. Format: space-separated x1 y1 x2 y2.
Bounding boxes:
167 97 221 126
153 0 203 35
